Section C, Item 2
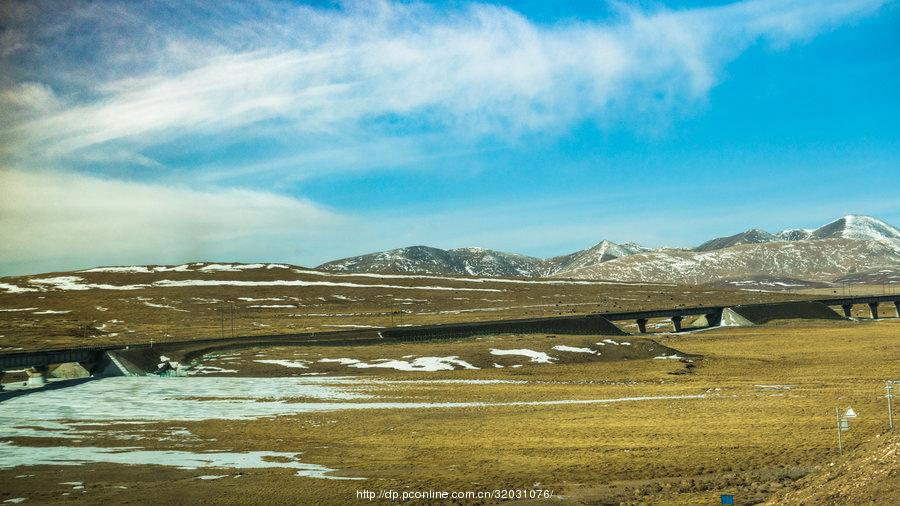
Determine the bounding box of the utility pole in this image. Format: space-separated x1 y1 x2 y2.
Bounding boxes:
887 381 895 432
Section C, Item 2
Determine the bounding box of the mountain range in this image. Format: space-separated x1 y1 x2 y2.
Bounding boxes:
319 215 900 287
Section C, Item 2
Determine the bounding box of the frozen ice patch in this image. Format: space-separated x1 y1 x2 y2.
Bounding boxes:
187 366 238 375
0 443 361 480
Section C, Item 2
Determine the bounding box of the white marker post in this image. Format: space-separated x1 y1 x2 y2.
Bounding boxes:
887 381 895 431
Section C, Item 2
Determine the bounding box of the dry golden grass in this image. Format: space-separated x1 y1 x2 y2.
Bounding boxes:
2 319 898 504
0 264 801 351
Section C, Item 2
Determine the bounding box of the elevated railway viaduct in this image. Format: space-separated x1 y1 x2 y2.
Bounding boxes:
1 295 898 388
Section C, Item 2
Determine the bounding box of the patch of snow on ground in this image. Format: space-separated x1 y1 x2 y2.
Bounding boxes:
490 349 556 363
81 266 152 273
318 358 361 365
0 283 39 294
653 354 685 360
30 276 147 291
254 360 310 369
81 265 194 273
348 356 478 372
197 263 266 272
552 345 598 354
143 301 189 312
152 279 503 292
0 308 38 312
32 310 71 315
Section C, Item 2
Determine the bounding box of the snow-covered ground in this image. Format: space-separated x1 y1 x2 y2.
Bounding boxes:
1 275 506 294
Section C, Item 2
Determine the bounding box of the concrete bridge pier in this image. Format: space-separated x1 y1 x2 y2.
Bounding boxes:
842 304 853 318
26 365 49 386
636 318 648 334
705 311 722 327
671 316 684 333
0 370 5 391
869 302 880 319
895 301 900 318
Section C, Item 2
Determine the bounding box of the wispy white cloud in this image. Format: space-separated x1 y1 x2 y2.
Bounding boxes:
1 0 887 172
0 0 892 274
0 169 342 274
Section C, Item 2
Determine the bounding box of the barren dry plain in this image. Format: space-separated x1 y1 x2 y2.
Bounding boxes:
2 314 899 504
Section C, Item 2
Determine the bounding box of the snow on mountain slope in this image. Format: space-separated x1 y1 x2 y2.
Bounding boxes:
694 229 777 252
697 215 898 252
775 228 813 241
318 246 549 277
558 238 900 284
319 240 648 277
317 215 899 283
546 240 648 275
808 214 900 242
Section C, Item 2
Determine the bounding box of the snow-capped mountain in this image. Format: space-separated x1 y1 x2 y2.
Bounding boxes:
697 215 900 252
560 238 900 284
319 240 648 277
318 215 900 285
559 215 900 284
546 240 649 274
808 215 900 242
318 246 549 277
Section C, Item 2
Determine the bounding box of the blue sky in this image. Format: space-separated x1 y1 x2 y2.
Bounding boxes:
1 0 899 274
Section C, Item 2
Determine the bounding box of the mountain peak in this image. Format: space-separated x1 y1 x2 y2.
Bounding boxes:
317 214 898 280
810 215 900 242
